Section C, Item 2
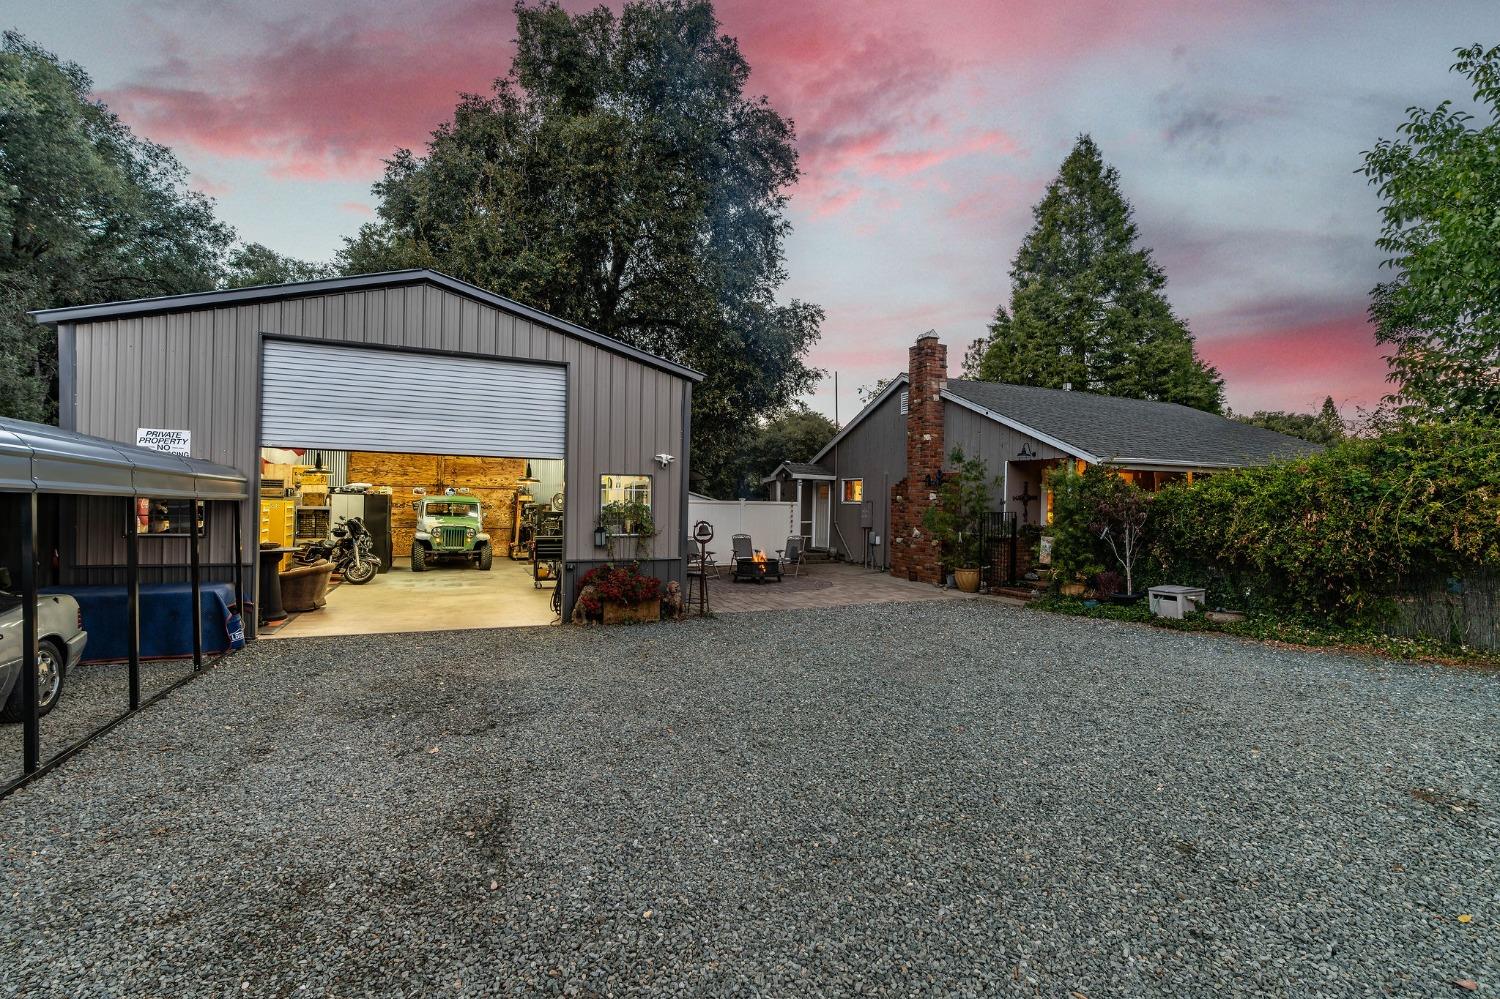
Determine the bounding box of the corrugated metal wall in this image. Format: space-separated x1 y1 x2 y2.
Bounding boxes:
66 282 690 577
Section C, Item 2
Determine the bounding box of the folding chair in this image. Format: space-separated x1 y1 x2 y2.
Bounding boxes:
778 536 806 577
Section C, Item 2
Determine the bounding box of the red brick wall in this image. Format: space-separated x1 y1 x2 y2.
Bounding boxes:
889 334 947 584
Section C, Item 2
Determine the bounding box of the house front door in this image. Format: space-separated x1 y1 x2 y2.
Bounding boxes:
813 482 831 548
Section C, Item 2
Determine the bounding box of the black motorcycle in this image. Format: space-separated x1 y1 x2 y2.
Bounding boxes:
297 516 380 584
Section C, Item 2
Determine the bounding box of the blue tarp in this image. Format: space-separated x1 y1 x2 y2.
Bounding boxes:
39 583 245 662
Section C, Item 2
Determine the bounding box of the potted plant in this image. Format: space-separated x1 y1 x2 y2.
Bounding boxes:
600 499 657 560
576 563 663 624
921 449 995 593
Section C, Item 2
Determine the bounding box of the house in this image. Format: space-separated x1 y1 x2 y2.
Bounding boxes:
762 333 1321 582
30 269 702 631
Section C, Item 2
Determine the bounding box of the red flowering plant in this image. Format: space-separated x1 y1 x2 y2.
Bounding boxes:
577 563 662 612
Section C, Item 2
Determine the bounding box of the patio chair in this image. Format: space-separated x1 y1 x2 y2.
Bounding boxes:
731 534 754 562
777 536 806 577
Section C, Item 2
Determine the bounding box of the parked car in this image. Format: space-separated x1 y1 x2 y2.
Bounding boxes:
411 494 493 571
0 590 88 722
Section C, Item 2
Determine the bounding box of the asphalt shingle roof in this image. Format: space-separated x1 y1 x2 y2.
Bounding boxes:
776 461 834 477
944 380 1323 466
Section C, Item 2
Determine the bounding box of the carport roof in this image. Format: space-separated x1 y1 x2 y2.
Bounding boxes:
29 269 705 383
0 417 247 500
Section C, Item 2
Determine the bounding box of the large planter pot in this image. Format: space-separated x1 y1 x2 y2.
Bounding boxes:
954 567 982 593
603 600 660 625
1059 581 1086 598
1109 592 1144 606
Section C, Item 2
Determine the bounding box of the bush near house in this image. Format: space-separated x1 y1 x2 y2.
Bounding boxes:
1045 419 1500 626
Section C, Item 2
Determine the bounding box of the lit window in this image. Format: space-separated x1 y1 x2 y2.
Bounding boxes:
600 474 651 534
842 478 863 504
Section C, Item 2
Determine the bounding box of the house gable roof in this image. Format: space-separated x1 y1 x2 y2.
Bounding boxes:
943 380 1322 467
809 373 909 465
761 460 834 483
29 269 704 383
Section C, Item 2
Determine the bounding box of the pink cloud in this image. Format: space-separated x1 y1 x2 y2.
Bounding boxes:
100 0 1254 189
102 2 512 179
1196 311 1391 413
339 201 375 217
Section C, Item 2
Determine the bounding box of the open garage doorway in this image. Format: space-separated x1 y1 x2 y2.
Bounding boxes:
255 340 567 637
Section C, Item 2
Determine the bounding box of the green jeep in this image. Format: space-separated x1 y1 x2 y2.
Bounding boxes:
411 494 493 571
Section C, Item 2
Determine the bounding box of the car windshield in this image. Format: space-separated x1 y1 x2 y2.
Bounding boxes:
425 502 479 517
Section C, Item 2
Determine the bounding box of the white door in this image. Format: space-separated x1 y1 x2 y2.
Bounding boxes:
260 340 566 457
812 481 831 548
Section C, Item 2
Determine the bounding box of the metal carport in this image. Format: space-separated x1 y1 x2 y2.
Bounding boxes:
0 417 248 797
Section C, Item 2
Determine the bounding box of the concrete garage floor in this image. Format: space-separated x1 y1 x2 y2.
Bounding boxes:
267 554 556 638
1 602 1495 996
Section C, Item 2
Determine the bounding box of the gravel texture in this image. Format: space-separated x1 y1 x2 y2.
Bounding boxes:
1 600 1496 997
2 658 196 785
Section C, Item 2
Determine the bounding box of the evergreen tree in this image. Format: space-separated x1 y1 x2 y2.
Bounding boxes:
1230 395 1345 446
967 136 1223 412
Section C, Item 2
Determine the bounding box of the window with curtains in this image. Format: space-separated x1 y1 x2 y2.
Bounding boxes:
841 478 864 504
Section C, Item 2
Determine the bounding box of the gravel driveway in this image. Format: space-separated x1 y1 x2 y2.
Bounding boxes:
1 601 1495 997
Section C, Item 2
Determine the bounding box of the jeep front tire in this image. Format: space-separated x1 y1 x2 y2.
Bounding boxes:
411 542 428 572
477 543 493 571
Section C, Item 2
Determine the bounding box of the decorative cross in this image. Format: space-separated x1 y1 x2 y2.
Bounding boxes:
1013 482 1038 523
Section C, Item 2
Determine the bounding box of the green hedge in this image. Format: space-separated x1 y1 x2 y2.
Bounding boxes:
1149 420 1500 621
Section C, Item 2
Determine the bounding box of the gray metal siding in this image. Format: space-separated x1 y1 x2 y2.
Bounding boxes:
826 390 907 566
68 283 689 576
260 340 567 457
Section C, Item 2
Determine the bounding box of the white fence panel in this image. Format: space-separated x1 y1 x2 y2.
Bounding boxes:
688 498 797 551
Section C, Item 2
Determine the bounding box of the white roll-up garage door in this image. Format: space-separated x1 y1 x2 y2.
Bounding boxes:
261 340 566 458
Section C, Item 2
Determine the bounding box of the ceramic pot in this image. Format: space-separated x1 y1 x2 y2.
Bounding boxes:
954 568 981 593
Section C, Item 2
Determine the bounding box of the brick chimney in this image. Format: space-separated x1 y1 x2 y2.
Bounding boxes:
890 333 947 584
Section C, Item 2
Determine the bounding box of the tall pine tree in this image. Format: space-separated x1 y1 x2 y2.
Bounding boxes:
964 136 1223 412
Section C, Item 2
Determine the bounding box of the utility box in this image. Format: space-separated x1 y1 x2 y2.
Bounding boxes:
1149 585 1206 619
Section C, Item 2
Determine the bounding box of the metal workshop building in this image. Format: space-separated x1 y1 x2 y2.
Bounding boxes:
30 269 701 632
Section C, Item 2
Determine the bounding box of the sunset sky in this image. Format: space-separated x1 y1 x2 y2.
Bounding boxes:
5 1 1492 420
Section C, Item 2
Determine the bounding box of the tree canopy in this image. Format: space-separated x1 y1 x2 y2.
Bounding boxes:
341 0 822 491
222 243 333 289
1230 396 1346 446
704 404 835 499
1362 43 1500 418
0 31 233 422
963 136 1224 412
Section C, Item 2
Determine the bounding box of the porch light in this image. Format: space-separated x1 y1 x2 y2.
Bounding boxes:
593 525 609 548
1017 443 1037 458
518 461 541 486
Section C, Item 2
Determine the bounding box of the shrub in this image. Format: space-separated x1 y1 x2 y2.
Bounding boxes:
1045 464 1147 590
1150 418 1500 622
578 563 662 612
921 449 997 571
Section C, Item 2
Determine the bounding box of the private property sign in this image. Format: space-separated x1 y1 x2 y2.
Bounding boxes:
135 428 191 455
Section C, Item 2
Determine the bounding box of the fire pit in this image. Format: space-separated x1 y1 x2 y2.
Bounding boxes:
733 553 783 583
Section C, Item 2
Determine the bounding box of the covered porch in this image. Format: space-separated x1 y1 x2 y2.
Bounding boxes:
760 461 835 552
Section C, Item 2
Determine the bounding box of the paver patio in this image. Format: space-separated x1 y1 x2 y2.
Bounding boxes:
703 559 973 613
1 601 1495 997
